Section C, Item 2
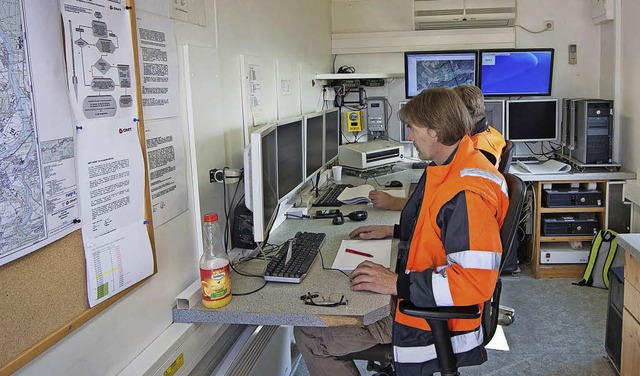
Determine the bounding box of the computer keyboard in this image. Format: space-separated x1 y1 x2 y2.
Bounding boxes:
264 231 326 283
312 184 352 207
512 156 540 164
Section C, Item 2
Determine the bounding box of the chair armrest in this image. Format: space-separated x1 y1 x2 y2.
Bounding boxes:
399 301 480 321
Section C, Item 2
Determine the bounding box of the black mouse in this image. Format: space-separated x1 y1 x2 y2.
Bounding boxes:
385 180 403 188
347 210 368 221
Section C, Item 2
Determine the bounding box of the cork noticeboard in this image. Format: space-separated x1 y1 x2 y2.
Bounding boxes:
0 1 155 374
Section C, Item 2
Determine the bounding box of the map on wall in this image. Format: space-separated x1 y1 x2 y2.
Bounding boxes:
0 0 80 266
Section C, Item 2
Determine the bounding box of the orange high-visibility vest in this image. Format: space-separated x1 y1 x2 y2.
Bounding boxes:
472 125 506 168
394 135 509 332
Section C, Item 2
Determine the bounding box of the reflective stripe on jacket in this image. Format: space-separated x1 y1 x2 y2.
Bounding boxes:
392 135 509 374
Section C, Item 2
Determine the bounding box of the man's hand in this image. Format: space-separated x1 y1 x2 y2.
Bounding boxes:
349 225 394 239
350 261 398 295
369 190 408 211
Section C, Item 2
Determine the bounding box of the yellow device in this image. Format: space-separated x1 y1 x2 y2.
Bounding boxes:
346 110 363 132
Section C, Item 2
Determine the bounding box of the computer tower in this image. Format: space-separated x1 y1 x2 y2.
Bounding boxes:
573 99 613 164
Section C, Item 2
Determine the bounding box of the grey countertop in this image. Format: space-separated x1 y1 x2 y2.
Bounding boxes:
618 234 640 261
512 166 636 182
173 172 412 327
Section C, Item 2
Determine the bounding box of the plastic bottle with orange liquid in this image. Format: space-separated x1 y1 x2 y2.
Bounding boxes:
200 213 232 308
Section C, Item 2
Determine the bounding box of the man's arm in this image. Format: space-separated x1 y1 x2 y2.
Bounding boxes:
369 190 408 211
396 191 501 307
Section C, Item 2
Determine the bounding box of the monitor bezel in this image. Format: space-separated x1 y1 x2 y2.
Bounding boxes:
275 116 305 200
404 50 479 99
483 99 506 136
479 48 555 97
505 98 559 143
324 108 340 164
248 123 279 243
304 111 325 179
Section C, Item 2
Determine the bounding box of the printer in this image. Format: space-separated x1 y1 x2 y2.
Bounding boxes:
338 140 403 171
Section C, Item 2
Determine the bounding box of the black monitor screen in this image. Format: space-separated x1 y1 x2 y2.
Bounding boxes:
404 51 477 98
507 99 558 142
261 129 278 233
480 49 554 96
277 119 304 199
325 110 340 162
306 114 324 178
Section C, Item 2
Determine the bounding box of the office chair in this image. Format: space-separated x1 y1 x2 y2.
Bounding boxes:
498 140 515 174
339 173 526 376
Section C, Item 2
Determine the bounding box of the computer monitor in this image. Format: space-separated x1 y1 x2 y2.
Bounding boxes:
506 99 559 142
484 99 506 135
324 109 340 163
276 118 304 199
479 48 554 96
404 50 478 98
244 124 279 243
304 112 324 178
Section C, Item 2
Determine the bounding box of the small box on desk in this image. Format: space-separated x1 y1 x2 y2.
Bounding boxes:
542 188 603 207
542 213 599 236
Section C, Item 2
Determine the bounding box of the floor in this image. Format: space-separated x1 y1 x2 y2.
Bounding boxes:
291 265 619 375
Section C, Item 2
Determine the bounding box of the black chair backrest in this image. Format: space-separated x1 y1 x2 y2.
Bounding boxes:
483 173 526 345
498 140 515 174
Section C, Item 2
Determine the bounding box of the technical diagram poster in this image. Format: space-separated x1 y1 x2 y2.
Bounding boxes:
136 11 179 120
84 221 153 307
145 118 188 227
61 0 138 123
0 0 80 266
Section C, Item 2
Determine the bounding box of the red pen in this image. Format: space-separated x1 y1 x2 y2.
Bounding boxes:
345 248 373 258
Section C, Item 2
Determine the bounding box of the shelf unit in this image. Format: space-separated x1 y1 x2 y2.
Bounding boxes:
531 180 608 279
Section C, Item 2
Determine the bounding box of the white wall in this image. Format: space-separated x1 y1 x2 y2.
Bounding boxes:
15 1 331 375
329 0 606 154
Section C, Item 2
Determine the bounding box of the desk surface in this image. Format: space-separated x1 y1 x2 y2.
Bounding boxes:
173 171 413 328
511 164 636 182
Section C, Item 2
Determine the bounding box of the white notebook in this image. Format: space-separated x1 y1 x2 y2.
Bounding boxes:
331 239 392 271
337 184 375 204
515 159 571 174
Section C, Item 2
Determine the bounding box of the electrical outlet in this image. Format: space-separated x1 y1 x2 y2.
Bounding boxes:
544 20 554 31
323 88 333 101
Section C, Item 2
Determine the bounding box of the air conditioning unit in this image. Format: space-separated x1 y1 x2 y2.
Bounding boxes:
414 0 516 30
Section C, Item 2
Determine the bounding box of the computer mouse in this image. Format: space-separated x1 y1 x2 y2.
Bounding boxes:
347 211 368 221
385 180 403 188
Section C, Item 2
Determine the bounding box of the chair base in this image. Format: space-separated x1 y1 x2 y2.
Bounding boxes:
366 361 395 376
499 305 515 326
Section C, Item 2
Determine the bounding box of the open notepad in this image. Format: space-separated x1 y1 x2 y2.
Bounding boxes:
331 239 392 271
337 184 406 204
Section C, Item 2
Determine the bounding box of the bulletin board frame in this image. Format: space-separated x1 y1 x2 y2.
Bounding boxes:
0 1 155 373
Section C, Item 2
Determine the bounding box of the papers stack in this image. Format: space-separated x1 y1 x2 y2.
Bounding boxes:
514 159 572 174
337 184 375 204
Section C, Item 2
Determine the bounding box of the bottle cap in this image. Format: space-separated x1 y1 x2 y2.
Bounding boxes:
204 213 218 222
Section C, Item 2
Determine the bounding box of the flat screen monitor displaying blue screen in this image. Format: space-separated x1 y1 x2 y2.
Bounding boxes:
276 118 304 199
305 113 324 178
506 99 558 142
404 50 478 98
480 49 554 96
324 109 340 163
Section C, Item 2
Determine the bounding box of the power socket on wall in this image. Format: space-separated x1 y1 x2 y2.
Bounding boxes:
544 20 554 31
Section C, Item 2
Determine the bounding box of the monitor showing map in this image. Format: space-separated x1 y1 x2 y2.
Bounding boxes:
404 50 478 98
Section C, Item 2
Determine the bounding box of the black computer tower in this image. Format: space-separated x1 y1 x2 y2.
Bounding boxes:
573 99 613 164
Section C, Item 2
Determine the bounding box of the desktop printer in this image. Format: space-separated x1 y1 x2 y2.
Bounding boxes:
338 140 403 171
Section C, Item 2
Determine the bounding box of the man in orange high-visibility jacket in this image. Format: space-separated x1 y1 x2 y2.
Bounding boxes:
369 84 506 211
454 84 506 168
294 87 509 375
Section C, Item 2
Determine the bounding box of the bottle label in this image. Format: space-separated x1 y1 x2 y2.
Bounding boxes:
200 265 231 302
